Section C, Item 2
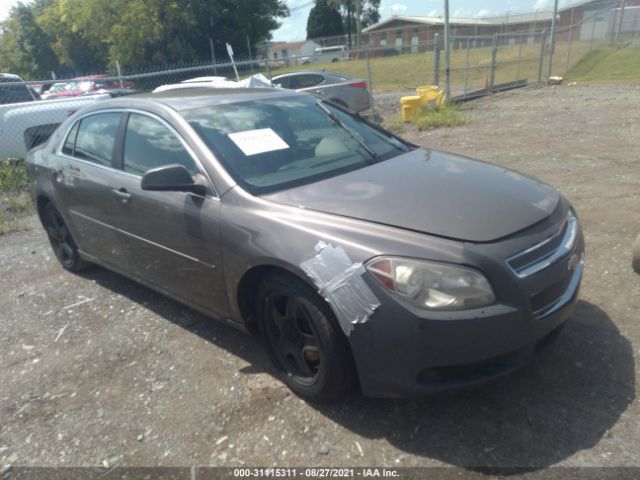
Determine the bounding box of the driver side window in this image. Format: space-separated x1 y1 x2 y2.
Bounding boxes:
123 113 198 176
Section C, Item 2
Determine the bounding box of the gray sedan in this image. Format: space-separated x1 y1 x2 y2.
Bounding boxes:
26 88 584 401
271 71 371 113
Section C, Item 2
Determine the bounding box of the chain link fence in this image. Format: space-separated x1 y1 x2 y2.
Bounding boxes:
2 0 640 160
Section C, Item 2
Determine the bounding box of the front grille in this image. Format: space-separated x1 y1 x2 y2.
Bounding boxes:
507 210 578 278
530 275 571 314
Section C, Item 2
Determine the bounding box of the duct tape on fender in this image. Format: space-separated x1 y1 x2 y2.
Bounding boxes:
300 241 381 336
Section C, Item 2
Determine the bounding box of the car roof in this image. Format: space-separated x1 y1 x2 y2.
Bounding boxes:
73 74 110 80
0 73 24 82
272 71 354 80
96 87 300 112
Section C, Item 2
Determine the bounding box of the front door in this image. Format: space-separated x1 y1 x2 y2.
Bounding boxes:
108 112 228 317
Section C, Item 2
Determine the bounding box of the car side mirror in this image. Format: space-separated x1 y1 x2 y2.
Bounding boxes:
141 164 207 196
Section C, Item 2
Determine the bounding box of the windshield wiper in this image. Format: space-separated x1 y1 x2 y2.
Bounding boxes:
316 102 378 163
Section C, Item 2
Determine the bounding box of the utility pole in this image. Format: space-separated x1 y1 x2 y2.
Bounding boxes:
443 0 451 101
355 0 361 48
347 0 352 50
209 16 217 74
546 0 559 82
615 0 627 43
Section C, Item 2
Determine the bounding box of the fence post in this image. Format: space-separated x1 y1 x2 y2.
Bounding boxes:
516 33 523 80
616 0 627 43
463 37 470 95
433 33 441 86
366 49 375 116
489 34 498 91
590 13 597 51
116 60 124 88
566 9 575 73
537 31 548 83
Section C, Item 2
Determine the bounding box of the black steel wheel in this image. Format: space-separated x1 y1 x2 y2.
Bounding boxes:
257 272 356 402
43 203 90 272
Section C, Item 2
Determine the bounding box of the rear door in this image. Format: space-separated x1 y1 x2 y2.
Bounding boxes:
107 111 228 316
53 112 128 269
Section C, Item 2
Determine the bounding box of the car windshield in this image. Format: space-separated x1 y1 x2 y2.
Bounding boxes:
185 95 411 194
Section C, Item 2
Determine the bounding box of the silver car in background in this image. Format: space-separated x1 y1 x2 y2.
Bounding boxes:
271 71 371 113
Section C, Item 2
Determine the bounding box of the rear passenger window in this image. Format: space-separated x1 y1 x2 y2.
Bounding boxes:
123 114 197 175
62 122 80 156
287 74 324 89
272 77 292 89
73 113 121 166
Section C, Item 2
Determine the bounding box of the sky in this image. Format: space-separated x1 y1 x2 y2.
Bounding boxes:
0 0 20 21
272 0 576 41
0 0 575 39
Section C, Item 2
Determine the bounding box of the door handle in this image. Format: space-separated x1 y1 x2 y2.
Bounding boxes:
112 188 132 203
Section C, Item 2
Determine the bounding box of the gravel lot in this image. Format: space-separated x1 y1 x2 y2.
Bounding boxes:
1 83 639 474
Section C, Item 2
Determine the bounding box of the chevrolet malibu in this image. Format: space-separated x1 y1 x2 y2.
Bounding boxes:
26 88 585 401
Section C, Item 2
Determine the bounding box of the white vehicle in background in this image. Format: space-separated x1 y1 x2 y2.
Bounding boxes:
0 73 109 159
309 45 349 64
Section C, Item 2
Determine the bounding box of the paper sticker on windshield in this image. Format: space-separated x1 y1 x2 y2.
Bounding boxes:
228 128 289 156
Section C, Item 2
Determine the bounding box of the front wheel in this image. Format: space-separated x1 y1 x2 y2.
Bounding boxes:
43 203 90 272
257 273 356 402
633 234 640 274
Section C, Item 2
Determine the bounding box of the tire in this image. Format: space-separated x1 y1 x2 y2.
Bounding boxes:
633 234 640 274
42 203 90 272
257 272 356 402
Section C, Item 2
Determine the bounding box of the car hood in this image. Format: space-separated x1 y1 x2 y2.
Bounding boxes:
262 148 560 242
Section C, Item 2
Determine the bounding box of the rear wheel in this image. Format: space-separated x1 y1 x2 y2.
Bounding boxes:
43 203 90 272
257 272 356 402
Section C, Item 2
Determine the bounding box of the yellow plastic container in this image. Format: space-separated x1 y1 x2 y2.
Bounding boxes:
416 85 445 108
400 95 422 122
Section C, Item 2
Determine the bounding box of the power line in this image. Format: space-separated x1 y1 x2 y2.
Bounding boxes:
289 1 315 13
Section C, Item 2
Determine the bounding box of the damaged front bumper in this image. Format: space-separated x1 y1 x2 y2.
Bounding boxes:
347 246 585 399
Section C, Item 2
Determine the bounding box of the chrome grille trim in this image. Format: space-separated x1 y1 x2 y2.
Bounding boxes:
533 253 584 319
507 210 578 278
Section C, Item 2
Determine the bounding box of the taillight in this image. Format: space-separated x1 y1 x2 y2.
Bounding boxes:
348 81 367 88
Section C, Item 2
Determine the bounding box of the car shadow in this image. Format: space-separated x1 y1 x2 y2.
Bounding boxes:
312 300 636 472
80 268 634 472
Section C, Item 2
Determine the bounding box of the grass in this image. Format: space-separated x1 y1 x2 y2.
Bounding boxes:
0 159 30 192
258 39 599 93
0 159 33 235
565 45 640 82
409 103 469 131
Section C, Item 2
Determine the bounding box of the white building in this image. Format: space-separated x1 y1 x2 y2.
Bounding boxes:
268 40 320 66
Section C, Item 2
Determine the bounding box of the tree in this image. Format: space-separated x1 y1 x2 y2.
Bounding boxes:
306 0 344 39
0 0 288 77
330 0 380 32
0 2 59 79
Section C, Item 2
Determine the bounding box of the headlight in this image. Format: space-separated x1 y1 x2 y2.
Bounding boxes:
365 257 495 311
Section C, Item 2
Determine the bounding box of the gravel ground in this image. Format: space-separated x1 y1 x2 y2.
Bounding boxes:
1 83 639 474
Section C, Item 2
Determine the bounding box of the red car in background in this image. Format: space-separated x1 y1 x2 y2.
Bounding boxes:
45 74 136 99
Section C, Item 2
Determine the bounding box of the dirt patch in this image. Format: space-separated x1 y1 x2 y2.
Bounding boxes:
0 83 639 472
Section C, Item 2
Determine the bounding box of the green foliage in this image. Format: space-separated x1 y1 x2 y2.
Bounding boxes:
409 104 469 131
0 193 33 235
307 0 344 39
0 159 30 193
0 160 34 235
0 3 59 79
0 0 289 77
